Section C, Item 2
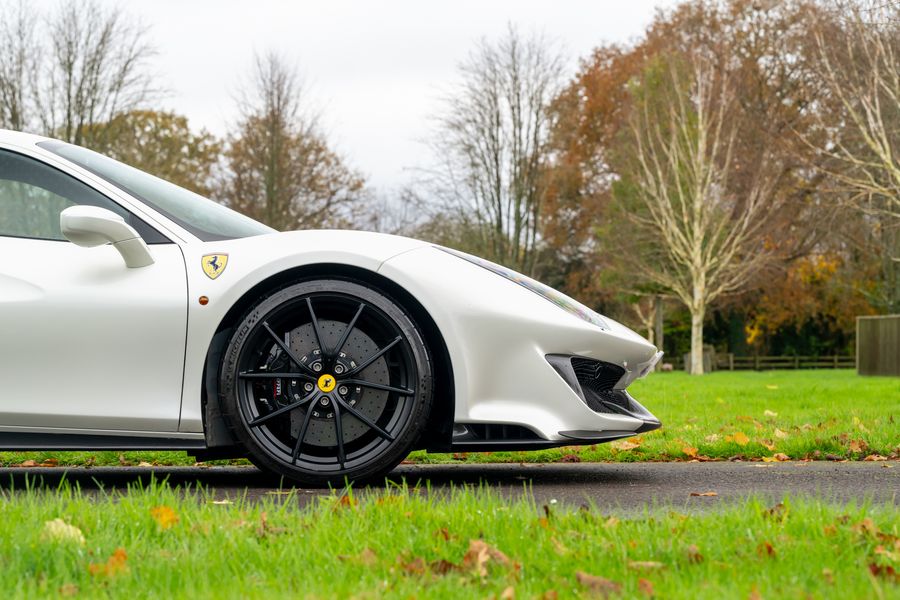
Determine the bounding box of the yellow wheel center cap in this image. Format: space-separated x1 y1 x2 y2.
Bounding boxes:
317 374 336 393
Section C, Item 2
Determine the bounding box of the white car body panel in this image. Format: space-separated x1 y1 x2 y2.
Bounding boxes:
0 128 660 449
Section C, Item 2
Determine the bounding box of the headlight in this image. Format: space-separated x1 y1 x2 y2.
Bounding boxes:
438 247 609 330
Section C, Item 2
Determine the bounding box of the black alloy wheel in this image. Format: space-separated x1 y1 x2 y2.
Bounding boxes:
220 279 433 486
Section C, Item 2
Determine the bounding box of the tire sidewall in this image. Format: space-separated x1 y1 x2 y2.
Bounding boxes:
219 278 433 486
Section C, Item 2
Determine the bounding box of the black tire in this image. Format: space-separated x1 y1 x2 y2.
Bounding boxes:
219 278 433 487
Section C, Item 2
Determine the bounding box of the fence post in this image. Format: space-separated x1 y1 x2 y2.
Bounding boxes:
728 353 734 371
833 355 838 369
755 355 760 370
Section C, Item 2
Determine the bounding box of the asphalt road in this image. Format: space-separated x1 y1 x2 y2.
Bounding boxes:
1 462 897 510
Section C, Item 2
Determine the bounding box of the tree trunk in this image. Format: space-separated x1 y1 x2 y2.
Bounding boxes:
690 306 705 375
653 295 664 370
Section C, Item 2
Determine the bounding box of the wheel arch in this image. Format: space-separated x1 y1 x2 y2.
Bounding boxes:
200 263 455 456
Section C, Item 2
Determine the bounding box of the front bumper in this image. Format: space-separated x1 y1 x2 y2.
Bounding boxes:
378 246 662 446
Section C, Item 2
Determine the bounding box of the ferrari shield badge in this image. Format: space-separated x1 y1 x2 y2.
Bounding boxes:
201 254 228 280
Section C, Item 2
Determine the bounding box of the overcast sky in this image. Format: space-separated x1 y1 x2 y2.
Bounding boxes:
90 0 675 191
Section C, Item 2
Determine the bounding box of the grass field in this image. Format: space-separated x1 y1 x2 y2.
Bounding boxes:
1 482 897 599
0 370 896 467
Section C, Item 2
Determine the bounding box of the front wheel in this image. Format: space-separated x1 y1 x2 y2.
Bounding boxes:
220 279 433 486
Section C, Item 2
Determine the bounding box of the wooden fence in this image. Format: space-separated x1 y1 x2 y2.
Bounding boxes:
668 353 855 371
857 315 900 376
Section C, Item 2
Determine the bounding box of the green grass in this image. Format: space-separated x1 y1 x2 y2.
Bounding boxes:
1 481 897 598
1 370 896 467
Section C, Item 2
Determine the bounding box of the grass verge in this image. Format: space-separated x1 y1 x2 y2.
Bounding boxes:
2 480 898 598
1 370 896 467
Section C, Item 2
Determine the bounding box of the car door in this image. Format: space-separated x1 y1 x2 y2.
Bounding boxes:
0 148 187 433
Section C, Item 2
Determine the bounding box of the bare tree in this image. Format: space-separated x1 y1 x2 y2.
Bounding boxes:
812 1 900 221
216 53 365 231
0 0 38 130
428 26 563 275
623 52 783 374
34 0 157 146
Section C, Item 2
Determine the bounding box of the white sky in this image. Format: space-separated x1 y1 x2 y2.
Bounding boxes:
90 0 675 192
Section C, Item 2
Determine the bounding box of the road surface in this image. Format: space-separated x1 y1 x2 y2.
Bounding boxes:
1 461 896 510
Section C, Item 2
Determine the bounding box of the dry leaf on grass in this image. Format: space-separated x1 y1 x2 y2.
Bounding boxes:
682 446 698 459
150 506 179 530
628 561 665 571
88 548 128 577
575 571 621 598
462 539 510 578
774 428 789 440
685 544 704 564
763 410 778 417
611 439 641 451
339 548 379 566
756 541 776 557
637 578 655 596
41 519 85 545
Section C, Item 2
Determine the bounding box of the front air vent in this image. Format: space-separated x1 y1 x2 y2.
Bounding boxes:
570 357 626 393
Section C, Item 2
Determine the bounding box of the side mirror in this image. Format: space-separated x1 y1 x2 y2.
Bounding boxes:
60 206 154 268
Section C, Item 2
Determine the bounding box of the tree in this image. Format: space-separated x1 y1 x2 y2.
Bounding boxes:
810 1 900 311
617 50 788 374
0 0 37 130
34 0 157 146
216 53 365 231
83 110 221 196
427 26 564 275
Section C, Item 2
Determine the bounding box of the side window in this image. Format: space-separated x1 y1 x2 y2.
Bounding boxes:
0 150 169 243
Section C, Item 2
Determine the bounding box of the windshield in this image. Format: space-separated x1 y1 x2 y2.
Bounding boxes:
38 141 275 241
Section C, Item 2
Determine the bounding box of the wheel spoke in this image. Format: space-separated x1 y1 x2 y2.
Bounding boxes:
346 336 402 376
262 322 316 376
331 395 346 469
290 400 317 465
239 371 315 381
307 297 328 357
341 378 414 396
333 395 395 441
247 389 316 427
332 302 365 359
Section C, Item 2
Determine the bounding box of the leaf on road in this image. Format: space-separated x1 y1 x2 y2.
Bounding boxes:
575 571 621 598
762 453 790 462
690 491 718 497
88 548 128 577
41 519 85 545
150 505 179 530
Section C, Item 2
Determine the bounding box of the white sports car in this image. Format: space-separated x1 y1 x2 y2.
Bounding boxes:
0 129 662 485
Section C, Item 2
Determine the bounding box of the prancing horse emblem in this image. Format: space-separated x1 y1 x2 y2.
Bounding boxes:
201 254 229 280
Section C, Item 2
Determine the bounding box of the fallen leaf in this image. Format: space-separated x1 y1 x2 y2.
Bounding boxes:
335 495 356 509
774 428 789 440
690 491 718 497
461 539 510 578
89 548 128 577
628 561 665 571
560 454 582 463
848 439 868 453
41 519 85 545
339 548 378 566
551 536 570 555
40 458 59 467
760 441 776 451
59 583 79 597
500 586 515 600
852 518 880 538
732 432 750 446
611 439 641 451
604 516 620 528
18 460 38 467
869 563 900 583
686 544 704 564
638 578 655 596
150 506 179 530
541 592 559 600
764 410 778 417
682 446 699 459
575 571 621 598
821 567 834 584
704 434 720 442
434 527 454 541
401 556 426 575
137 461 153 467
756 541 776 557
764 502 789 521
864 454 888 462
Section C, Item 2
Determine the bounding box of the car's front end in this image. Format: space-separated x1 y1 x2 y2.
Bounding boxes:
378 245 662 451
